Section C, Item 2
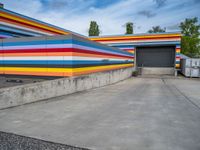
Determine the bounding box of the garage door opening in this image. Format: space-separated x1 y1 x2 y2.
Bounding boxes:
136 46 175 67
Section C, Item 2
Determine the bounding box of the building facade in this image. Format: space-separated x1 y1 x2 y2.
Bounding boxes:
90 33 181 69
0 6 181 77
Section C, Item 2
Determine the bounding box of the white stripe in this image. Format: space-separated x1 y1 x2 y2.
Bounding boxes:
2 44 132 57
3 44 73 50
99 38 181 44
119 48 134 50
72 56 132 61
73 44 131 57
3 56 66 60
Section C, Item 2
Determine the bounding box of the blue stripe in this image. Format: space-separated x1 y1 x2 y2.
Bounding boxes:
0 31 16 36
111 45 134 48
3 39 72 46
0 34 12 37
72 39 133 56
0 25 43 36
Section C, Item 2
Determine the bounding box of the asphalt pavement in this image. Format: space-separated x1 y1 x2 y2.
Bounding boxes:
0 77 200 150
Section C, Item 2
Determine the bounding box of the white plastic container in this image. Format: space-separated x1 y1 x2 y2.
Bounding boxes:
181 58 200 77
191 59 200 68
190 68 199 77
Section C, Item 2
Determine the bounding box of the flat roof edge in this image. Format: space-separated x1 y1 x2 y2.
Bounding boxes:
88 32 182 38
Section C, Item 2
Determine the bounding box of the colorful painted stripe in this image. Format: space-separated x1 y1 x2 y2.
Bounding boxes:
0 35 134 77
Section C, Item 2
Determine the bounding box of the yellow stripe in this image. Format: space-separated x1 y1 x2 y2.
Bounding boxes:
1 67 71 72
1 12 69 35
0 64 133 73
176 64 180 68
90 34 181 41
74 64 133 72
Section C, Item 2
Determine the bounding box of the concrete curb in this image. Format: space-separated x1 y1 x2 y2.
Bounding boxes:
0 67 133 109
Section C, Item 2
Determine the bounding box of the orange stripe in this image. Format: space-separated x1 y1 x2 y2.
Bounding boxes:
3 52 48 57
126 50 134 53
2 52 132 59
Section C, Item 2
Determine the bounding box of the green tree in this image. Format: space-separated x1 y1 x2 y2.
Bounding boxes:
180 17 200 57
88 21 100 36
148 26 166 33
125 22 133 34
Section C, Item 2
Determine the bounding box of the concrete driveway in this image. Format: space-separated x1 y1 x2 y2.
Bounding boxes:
0 77 200 150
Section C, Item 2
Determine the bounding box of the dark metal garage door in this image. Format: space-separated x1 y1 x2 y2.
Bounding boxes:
136 46 175 67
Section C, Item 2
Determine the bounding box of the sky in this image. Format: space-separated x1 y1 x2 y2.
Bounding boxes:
1 0 200 36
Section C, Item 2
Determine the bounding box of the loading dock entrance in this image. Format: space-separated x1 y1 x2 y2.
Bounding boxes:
136 46 175 67
136 46 176 75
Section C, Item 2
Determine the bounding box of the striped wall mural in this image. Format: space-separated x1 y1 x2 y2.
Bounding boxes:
0 35 134 77
89 33 181 68
176 45 181 68
0 8 79 38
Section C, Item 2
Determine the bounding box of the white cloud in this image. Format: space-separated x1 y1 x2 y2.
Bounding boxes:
1 0 200 36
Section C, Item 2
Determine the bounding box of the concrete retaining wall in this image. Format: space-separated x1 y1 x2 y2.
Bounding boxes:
0 67 133 109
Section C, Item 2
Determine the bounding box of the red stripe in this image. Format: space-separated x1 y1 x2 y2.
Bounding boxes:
1 48 134 59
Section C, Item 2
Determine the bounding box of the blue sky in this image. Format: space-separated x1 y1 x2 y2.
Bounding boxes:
1 0 200 36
